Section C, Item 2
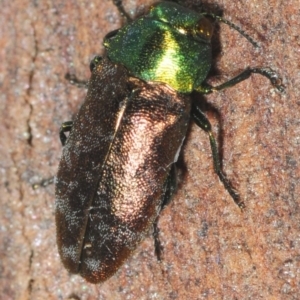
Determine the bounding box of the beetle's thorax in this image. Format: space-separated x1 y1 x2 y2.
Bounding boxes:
104 2 213 93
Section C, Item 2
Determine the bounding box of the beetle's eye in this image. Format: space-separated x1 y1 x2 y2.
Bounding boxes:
194 17 213 41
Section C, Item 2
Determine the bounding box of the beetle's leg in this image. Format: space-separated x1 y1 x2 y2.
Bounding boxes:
153 218 162 261
196 67 285 94
191 103 245 209
153 164 178 261
32 121 73 189
59 121 73 146
65 56 103 88
32 121 72 190
32 176 55 190
112 0 132 22
65 73 88 89
161 164 178 210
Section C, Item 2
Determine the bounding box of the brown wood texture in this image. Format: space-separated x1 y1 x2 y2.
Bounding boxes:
1 0 298 299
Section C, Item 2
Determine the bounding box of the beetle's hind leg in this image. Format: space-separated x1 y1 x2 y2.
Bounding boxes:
153 164 178 261
191 103 245 209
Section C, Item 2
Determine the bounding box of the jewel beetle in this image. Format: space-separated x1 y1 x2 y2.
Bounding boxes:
55 0 284 283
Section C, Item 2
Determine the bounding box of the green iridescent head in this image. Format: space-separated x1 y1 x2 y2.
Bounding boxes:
104 1 213 93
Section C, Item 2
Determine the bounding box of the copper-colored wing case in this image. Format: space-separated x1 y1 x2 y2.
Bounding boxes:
55 58 191 283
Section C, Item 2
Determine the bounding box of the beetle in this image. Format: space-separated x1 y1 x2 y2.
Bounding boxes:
55 0 284 283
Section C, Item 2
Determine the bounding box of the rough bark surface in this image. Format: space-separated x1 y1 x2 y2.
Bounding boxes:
1 0 299 299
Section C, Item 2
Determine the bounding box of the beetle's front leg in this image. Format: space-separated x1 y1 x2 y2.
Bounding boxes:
196 67 284 94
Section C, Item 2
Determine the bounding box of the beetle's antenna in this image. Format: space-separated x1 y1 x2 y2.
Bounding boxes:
112 0 132 22
203 13 259 48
